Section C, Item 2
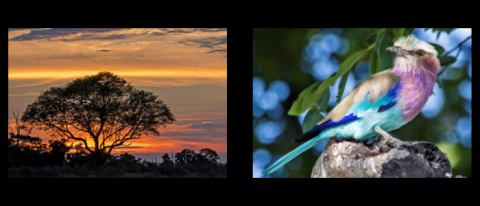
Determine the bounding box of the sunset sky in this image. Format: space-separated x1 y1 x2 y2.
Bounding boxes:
8 28 227 162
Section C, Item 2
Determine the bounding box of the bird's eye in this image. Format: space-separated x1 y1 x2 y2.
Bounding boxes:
416 50 425 56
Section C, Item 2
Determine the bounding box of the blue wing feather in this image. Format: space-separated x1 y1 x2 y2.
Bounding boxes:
378 100 397 112
295 113 358 143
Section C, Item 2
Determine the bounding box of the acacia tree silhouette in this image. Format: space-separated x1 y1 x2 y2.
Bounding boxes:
21 72 176 167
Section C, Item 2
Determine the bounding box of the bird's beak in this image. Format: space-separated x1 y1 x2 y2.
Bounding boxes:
387 46 407 57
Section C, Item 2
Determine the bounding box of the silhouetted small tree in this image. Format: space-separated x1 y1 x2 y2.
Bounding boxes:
46 140 69 166
119 153 140 164
161 153 172 163
8 109 42 168
175 149 197 165
198 148 220 164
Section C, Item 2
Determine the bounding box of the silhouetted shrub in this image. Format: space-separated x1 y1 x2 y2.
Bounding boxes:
8 146 226 178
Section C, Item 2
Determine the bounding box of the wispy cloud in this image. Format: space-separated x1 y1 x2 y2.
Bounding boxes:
197 28 227 33
9 28 127 41
166 29 196 34
8 78 65 89
189 122 227 131
8 28 45 31
179 36 227 48
158 28 226 34
179 36 227 55
8 92 41 97
152 32 166 35
205 49 227 54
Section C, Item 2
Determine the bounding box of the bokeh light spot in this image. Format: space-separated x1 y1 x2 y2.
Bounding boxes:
269 80 290 101
455 116 472 148
255 120 283 144
458 80 471 100
253 148 272 167
421 84 444 118
253 76 265 102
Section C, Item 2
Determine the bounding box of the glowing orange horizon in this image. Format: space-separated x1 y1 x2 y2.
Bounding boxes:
7 121 227 154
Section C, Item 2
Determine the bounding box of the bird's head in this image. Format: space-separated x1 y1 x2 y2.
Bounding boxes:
387 35 440 74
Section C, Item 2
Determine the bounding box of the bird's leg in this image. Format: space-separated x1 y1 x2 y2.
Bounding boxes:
374 126 396 149
363 136 381 153
363 136 378 146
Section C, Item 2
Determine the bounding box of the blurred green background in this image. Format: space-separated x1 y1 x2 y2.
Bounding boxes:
253 28 471 178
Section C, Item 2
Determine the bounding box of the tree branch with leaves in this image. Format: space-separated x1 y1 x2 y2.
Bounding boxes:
21 72 176 166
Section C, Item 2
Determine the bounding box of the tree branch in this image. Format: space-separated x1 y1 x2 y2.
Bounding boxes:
442 36 471 57
311 138 453 178
437 35 471 77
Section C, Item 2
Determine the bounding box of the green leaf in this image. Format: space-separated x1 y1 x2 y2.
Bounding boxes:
374 30 386 53
369 49 377 75
302 90 329 133
393 28 405 39
302 107 324 133
288 82 321 115
366 29 382 39
301 82 324 114
439 56 456 66
336 71 349 103
377 32 394 73
429 43 445 56
316 87 330 112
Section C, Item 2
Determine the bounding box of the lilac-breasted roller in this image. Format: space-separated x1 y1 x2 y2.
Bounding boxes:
264 35 440 175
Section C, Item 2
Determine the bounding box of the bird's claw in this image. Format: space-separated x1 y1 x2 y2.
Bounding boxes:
376 136 391 150
374 126 396 150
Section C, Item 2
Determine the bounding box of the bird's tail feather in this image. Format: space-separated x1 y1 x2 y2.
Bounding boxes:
263 135 328 175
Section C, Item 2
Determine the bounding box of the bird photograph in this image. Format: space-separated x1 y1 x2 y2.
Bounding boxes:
253 28 471 178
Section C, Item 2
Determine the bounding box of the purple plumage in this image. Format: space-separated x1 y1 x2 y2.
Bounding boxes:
391 49 440 122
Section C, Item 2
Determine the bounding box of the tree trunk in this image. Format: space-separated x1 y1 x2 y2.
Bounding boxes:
311 138 452 178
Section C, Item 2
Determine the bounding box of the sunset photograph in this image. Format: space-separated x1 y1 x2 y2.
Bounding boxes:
8 28 227 178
